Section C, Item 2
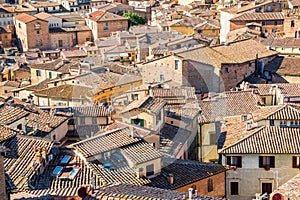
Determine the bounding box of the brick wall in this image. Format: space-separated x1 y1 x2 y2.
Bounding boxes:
230 20 284 33
176 172 226 198
96 19 128 38
26 20 50 51
182 60 220 93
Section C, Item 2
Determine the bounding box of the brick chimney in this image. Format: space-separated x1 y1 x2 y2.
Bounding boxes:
168 173 174 184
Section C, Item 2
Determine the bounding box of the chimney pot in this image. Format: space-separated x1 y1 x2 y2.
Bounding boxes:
169 173 174 184
188 188 193 200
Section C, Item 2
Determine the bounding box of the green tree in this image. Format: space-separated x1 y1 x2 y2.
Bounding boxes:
123 12 147 27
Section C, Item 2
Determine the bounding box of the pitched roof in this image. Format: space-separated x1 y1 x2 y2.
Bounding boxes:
32 84 92 99
199 90 261 123
72 127 141 158
121 96 166 114
264 56 300 76
230 12 284 21
220 126 300 154
89 164 151 186
271 173 300 199
159 124 192 158
121 142 161 165
148 158 226 190
89 10 127 22
251 104 300 122
93 183 222 200
250 83 300 97
34 12 52 20
72 106 110 117
25 110 68 133
14 13 37 23
0 124 18 143
0 103 30 125
4 136 54 191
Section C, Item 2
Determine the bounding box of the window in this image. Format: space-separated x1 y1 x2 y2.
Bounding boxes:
270 120 274 126
208 179 213 192
37 30 40 34
209 132 216 145
156 110 162 125
259 156 275 168
262 21 266 26
197 30 202 34
212 29 216 33
274 21 277 26
103 22 108 30
57 74 62 78
230 182 239 195
58 40 63 47
225 67 229 73
18 23 21 28
160 74 164 82
48 72 52 79
175 60 179 70
291 20 295 27
267 5 271 11
36 70 41 77
80 117 85 124
34 22 41 30
17 124 22 130
262 183 272 194
52 134 56 140
92 117 97 124
292 156 300 168
146 164 154 176
226 156 242 168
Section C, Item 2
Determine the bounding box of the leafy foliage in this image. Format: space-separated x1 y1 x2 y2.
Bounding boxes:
123 12 147 26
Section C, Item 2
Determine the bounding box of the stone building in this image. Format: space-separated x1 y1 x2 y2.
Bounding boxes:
14 13 50 51
219 104 300 200
86 10 128 40
140 39 278 94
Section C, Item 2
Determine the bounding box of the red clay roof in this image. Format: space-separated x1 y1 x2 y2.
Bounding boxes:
89 10 127 22
14 13 37 23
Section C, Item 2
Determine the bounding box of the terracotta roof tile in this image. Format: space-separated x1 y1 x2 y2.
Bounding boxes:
14 13 37 24
220 126 300 154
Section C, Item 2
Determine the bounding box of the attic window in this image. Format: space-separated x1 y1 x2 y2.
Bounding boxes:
34 22 41 30
104 15 108 18
291 20 295 27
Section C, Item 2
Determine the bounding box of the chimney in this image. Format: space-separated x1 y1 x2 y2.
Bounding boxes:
41 147 47 159
129 126 136 138
188 188 193 200
168 173 174 184
91 131 94 137
136 167 143 178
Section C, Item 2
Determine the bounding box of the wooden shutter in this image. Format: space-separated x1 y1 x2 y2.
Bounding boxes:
270 156 275 168
259 156 263 168
292 157 297 168
226 156 231 165
237 156 242 168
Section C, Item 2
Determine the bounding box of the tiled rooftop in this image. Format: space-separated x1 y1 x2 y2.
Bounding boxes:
121 96 166 114
220 126 300 154
198 90 261 123
72 106 110 117
4 136 54 191
92 183 222 200
148 158 226 190
72 127 141 159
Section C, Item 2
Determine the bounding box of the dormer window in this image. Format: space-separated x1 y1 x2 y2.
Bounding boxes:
34 22 41 30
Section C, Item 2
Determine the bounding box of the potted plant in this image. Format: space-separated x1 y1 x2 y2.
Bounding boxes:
231 166 237 171
264 165 270 171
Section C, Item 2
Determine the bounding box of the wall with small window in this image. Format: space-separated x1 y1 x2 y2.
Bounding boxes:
176 171 225 198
